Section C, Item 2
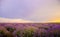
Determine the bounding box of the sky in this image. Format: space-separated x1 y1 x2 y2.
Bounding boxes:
0 0 60 22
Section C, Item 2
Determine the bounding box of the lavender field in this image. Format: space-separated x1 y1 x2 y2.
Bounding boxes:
0 23 60 37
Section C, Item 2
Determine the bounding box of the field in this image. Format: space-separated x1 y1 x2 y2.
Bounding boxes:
0 23 60 37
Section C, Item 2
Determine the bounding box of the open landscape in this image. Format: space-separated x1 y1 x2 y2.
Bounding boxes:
0 0 60 37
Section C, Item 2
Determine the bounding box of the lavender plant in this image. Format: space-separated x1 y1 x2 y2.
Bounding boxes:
16 30 21 37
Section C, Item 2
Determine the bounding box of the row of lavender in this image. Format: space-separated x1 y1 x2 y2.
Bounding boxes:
0 23 60 37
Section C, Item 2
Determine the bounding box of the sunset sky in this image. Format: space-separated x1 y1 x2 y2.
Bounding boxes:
0 0 60 22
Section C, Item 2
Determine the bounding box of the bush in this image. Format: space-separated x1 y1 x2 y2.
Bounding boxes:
0 30 5 37
5 26 16 33
0 30 13 37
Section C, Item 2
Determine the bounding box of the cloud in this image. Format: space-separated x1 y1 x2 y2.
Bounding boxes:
0 17 60 23
0 17 33 23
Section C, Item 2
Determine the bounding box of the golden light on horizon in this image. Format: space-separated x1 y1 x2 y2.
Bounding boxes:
48 18 60 22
